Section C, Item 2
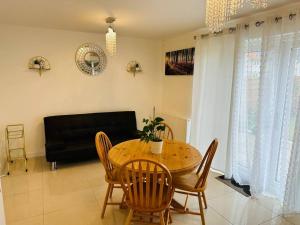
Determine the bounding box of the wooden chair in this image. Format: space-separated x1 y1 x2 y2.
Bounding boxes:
172 139 218 225
95 131 124 218
156 123 174 140
119 159 175 225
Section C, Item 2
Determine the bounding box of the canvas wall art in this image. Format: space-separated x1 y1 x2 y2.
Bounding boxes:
165 47 195 75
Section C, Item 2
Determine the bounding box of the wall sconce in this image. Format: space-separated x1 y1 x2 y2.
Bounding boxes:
28 56 51 76
127 61 142 77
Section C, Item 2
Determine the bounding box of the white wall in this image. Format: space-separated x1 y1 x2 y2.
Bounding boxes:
0 25 162 158
160 32 196 119
158 32 196 142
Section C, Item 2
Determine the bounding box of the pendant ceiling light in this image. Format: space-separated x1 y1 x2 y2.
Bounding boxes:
228 0 245 16
205 0 269 33
105 17 117 56
250 0 268 8
205 0 230 33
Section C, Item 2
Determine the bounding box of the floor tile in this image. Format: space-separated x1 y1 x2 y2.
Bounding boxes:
1 173 43 196
3 189 43 223
172 206 232 225
93 184 124 209
6 215 44 225
44 188 98 214
254 195 283 217
44 205 101 225
2 157 292 225
285 214 300 225
260 216 294 225
43 169 91 195
208 192 275 225
99 206 128 225
205 176 235 200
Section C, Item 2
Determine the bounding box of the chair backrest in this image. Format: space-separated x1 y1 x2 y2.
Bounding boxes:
95 131 114 180
119 159 174 212
156 122 174 140
195 139 218 189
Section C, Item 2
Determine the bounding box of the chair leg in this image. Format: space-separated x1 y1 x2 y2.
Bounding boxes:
160 211 166 225
167 209 172 224
198 193 205 225
201 191 208 209
184 194 189 211
101 183 112 218
165 209 170 225
109 184 114 198
125 209 133 225
120 193 126 209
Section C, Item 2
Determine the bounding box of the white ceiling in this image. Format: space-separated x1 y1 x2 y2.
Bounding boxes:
0 0 297 39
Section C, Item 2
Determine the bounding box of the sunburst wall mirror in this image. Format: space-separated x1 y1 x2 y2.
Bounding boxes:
75 43 107 76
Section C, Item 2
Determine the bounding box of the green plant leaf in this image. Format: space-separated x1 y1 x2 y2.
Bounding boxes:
154 117 164 123
140 116 165 143
156 125 165 131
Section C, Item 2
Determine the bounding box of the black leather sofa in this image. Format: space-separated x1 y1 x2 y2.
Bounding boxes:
44 111 139 168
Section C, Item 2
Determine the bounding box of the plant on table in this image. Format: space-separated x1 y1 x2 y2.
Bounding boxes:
139 117 166 143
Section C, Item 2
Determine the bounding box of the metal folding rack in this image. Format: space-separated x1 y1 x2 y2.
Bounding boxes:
6 124 28 175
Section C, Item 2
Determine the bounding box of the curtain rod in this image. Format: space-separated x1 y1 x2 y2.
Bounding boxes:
194 13 297 39
194 27 237 40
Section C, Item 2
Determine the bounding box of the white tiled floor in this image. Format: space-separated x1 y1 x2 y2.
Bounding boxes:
1 157 299 225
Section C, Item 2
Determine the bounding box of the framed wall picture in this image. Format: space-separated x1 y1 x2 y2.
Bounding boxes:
165 47 195 76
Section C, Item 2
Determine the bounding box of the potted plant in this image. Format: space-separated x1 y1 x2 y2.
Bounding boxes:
139 117 166 154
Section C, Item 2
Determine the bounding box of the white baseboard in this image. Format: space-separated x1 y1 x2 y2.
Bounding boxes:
211 168 224 175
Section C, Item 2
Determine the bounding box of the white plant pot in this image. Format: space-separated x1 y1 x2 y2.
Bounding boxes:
150 140 163 154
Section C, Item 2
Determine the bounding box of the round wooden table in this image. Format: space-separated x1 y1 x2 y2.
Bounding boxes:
108 139 202 175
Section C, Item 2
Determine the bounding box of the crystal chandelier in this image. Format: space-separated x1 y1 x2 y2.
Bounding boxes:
105 17 117 56
205 0 229 33
228 0 245 16
250 0 268 8
205 0 269 33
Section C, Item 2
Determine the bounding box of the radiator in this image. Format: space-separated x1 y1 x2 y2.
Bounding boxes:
158 113 191 143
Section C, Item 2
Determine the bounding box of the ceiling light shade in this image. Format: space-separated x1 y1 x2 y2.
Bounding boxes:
205 0 269 33
205 0 229 33
105 17 117 56
250 0 268 8
228 0 245 16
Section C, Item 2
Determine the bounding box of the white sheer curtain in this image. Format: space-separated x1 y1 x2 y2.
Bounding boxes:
284 98 300 214
225 11 300 213
191 34 235 172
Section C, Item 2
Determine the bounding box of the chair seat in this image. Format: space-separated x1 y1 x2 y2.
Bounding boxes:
173 172 206 192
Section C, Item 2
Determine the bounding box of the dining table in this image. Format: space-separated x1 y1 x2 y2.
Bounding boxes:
108 139 202 175
108 139 203 210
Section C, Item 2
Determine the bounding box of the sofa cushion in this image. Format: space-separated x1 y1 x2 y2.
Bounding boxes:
61 128 95 141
